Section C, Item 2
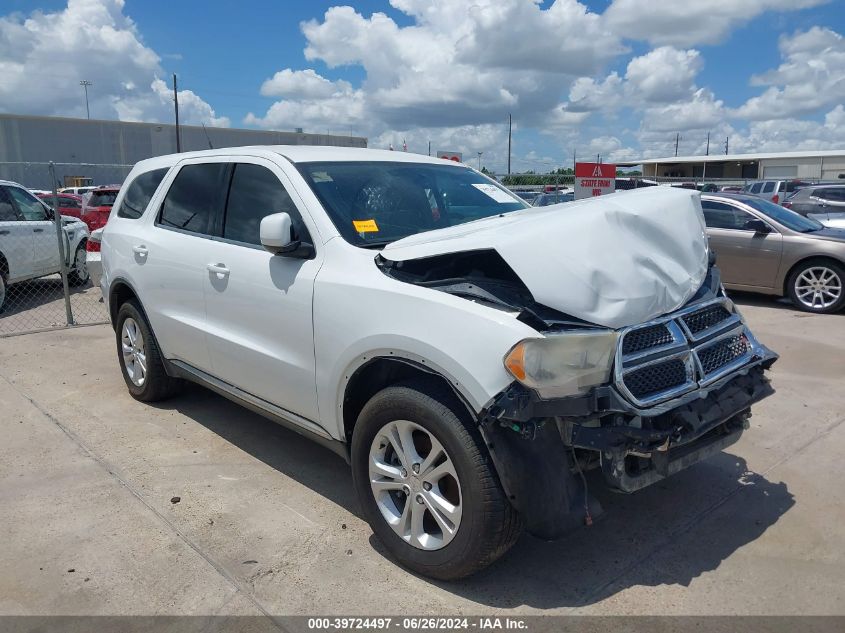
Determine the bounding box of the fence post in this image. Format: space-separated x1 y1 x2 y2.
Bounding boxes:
49 162 74 326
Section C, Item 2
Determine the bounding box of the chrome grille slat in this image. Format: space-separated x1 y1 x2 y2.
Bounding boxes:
615 298 759 407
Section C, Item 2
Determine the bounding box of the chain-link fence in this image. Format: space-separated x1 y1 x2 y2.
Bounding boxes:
0 162 130 336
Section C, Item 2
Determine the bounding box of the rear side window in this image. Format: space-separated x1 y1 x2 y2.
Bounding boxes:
701 200 754 230
223 163 308 246
158 163 228 235
88 191 119 207
117 168 168 219
0 187 21 221
749 183 763 194
761 182 775 193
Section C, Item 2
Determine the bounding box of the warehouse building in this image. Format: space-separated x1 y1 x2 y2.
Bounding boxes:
0 113 368 190
617 150 845 181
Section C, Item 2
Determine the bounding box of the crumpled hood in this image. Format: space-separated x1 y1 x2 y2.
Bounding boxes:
381 187 709 329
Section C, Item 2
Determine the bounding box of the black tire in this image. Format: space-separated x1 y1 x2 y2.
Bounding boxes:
115 299 182 401
67 243 89 287
786 258 845 314
351 380 521 580
0 271 6 314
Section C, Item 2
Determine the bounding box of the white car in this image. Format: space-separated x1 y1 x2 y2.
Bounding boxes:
100 147 777 579
0 180 90 312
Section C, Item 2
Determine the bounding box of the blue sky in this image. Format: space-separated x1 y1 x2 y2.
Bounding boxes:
2 1 844 171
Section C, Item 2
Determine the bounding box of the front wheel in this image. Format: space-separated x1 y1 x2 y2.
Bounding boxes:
351 381 521 580
787 259 845 313
67 243 89 286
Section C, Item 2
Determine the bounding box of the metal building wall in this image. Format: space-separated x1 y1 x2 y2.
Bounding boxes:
0 114 368 189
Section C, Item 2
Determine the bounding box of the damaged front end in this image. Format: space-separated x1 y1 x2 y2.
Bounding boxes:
480 277 777 540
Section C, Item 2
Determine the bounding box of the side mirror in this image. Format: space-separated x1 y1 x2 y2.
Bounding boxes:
744 218 771 234
260 212 315 259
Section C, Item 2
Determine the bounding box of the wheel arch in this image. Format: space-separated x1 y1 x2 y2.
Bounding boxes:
341 355 477 445
108 277 143 328
0 250 8 279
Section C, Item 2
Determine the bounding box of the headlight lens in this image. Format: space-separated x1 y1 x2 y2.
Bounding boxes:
504 330 619 399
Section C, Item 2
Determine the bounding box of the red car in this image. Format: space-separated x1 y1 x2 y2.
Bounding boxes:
81 186 120 231
36 192 84 220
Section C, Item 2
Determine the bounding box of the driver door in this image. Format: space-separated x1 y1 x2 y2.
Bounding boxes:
702 199 783 290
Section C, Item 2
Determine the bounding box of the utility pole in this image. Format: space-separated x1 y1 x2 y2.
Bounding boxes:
725 136 729 155
79 80 93 119
706 131 710 156
173 73 182 153
674 132 680 157
507 113 512 175
428 140 431 156
477 151 483 171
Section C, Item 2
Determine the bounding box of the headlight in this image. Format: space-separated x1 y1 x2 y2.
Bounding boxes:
503 330 619 399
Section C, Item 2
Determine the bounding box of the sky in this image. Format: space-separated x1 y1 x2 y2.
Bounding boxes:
1 0 844 172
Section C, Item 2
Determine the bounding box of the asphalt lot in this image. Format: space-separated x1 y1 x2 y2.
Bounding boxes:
1 293 844 617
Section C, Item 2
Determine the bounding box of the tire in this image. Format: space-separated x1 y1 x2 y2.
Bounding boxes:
351 380 521 580
115 299 182 401
0 271 6 314
786 259 845 314
67 242 89 286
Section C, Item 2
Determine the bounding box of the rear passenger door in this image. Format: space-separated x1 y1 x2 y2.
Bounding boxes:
8 186 58 274
138 160 229 371
201 159 322 426
0 186 33 281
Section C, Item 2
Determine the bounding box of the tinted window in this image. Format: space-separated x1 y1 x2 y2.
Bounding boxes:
61 197 81 208
818 188 845 202
701 200 754 230
749 183 763 194
740 196 824 232
298 161 527 246
223 163 306 245
761 182 775 193
8 186 48 221
88 191 119 207
159 163 227 235
118 168 168 219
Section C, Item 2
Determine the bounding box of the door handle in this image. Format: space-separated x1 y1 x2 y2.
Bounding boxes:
207 263 230 277
133 245 149 257
33 228 44 233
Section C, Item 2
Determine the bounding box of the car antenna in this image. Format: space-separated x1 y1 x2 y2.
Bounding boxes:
201 123 214 149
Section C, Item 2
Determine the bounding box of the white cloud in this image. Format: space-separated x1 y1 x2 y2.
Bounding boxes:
260 69 352 100
604 0 830 46
734 27 845 120
624 47 702 103
0 0 227 126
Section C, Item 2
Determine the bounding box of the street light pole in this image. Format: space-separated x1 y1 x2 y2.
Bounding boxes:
79 80 92 119
477 151 483 171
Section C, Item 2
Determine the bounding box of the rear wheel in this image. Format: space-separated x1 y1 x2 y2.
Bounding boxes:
115 300 182 401
0 272 6 313
351 380 521 580
787 259 845 313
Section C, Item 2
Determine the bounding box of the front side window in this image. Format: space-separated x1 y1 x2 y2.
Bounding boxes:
741 196 823 232
701 200 754 230
298 161 528 247
818 188 845 202
223 163 307 246
117 168 168 219
158 163 228 235
8 186 48 221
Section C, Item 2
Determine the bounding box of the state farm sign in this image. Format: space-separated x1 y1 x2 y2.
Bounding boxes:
574 162 616 200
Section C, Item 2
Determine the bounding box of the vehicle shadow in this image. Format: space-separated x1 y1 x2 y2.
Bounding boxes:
160 383 794 610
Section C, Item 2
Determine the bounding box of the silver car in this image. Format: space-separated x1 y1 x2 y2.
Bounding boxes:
701 193 845 313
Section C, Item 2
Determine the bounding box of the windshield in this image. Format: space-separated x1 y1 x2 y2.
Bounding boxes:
741 196 824 232
298 161 529 246
88 191 118 207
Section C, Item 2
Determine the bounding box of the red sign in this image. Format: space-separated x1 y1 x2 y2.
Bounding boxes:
574 162 616 199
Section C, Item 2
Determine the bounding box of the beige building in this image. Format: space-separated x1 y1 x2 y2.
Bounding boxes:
618 150 845 181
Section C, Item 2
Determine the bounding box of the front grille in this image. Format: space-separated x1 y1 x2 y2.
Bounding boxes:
698 333 750 375
682 304 732 335
623 359 689 399
622 323 674 355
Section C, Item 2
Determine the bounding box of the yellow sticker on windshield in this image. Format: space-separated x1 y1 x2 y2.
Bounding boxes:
353 219 379 233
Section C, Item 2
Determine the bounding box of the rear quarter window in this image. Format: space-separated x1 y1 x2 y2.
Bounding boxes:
117 168 169 219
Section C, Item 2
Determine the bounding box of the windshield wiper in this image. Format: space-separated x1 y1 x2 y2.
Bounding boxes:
358 240 393 249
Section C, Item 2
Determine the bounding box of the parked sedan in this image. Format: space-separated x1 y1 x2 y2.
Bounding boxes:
701 193 845 313
81 186 120 231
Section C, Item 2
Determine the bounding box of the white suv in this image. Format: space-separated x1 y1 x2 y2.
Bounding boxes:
101 147 777 579
0 181 90 311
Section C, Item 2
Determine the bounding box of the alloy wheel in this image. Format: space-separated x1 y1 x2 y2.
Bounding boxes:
74 246 89 282
121 317 147 386
368 419 462 550
794 266 842 310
